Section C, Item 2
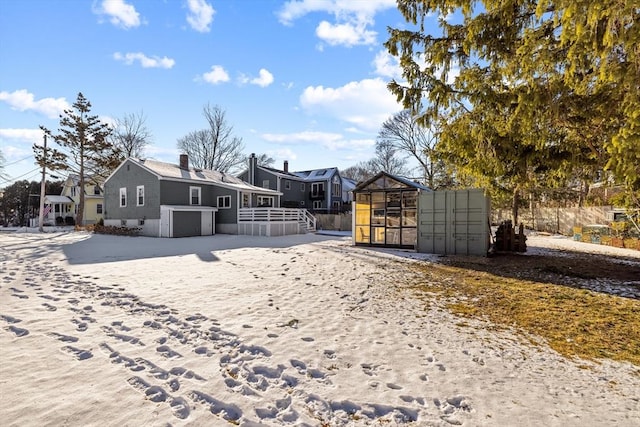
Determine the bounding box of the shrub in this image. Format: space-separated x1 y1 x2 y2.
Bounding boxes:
93 224 141 236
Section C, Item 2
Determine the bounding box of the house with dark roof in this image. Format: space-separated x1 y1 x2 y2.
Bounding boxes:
104 155 315 237
238 153 347 213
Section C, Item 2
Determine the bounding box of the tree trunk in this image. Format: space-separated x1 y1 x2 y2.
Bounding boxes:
511 186 520 225
77 146 85 227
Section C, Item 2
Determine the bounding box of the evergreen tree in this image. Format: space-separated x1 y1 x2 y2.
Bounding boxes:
35 92 119 227
385 0 637 220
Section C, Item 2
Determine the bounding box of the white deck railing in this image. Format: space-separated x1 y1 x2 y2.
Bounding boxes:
238 208 316 231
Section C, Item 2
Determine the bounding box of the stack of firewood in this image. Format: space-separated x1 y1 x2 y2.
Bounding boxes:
494 220 527 252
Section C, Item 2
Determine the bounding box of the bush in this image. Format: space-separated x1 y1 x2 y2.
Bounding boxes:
64 216 75 226
55 216 64 225
93 224 141 236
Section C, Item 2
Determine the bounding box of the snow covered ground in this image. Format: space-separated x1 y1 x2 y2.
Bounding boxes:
1 231 638 426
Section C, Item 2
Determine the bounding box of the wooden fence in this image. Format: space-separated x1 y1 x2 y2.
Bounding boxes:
492 206 619 235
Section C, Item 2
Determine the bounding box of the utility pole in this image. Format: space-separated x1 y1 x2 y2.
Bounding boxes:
38 134 47 232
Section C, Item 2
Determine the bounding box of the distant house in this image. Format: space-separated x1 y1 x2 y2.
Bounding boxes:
238 153 347 213
42 174 104 225
103 155 315 237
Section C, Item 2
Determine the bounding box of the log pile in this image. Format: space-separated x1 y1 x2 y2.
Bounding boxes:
494 220 527 252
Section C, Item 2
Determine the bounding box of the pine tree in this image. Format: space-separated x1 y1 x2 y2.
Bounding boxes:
34 92 120 227
385 0 637 219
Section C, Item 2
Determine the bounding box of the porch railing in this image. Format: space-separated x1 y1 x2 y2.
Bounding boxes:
238 208 316 232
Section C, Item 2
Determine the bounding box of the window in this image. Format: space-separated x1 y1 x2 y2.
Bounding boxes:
71 186 77 197
311 182 324 196
119 187 127 207
136 185 145 206
262 180 270 189
257 196 273 207
94 186 101 195
242 193 250 208
333 201 341 209
333 182 341 195
190 186 201 205
300 183 305 192
96 204 103 214
217 195 231 209
285 180 291 190
313 200 322 210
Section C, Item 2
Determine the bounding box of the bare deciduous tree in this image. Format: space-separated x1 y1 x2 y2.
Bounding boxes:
177 104 245 173
110 111 152 158
0 149 8 182
370 139 409 177
255 153 275 168
378 109 447 189
341 161 377 184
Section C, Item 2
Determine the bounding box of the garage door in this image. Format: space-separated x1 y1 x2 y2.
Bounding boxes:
173 211 202 237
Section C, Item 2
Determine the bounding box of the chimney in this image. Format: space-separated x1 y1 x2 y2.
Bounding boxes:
284 160 289 173
179 154 189 170
248 153 256 185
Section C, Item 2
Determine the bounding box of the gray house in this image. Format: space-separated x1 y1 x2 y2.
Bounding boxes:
103 155 301 237
239 153 346 213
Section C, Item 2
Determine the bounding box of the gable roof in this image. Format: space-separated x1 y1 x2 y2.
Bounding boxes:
109 158 281 195
353 171 431 192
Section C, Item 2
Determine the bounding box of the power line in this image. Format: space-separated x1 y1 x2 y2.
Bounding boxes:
0 167 41 186
3 154 35 167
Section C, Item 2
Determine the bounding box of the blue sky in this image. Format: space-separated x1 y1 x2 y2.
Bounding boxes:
0 0 435 186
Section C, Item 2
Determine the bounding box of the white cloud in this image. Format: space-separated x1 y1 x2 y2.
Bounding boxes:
94 0 141 29
316 20 376 46
0 128 44 143
261 131 373 152
186 0 215 33
0 90 69 119
267 148 298 162
201 65 230 84
372 50 402 79
278 0 396 25
299 78 401 132
250 69 274 87
277 0 395 47
113 52 175 69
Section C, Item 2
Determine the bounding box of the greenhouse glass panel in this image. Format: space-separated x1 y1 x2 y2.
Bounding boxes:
402 192 417 208
372 227 386 244
387 192 401 208
402 209 417 226
355 226 370 243
372 209 385 226
402 228 417 246
386 210 401 227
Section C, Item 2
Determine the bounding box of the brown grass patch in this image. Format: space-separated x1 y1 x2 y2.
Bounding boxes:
408 263 640 366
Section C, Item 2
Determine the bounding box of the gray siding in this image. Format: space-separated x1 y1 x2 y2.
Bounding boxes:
255 168 275 190
105 160 160 220
160 180 238 226
280 178 307 207
160 180 217 206
209 186 238 224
